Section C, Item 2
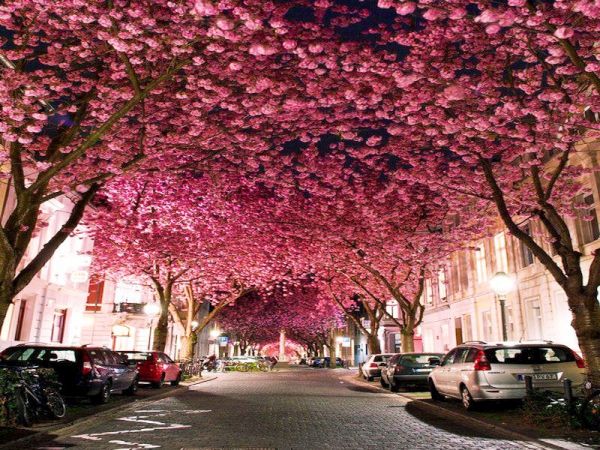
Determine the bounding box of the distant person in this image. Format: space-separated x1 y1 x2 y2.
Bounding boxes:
268 356 278 371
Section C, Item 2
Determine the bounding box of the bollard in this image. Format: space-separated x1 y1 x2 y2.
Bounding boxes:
524 375 534 397
564 378 574 414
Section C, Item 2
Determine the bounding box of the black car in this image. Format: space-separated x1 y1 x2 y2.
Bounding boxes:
381 352 443 392
313 357 343 368
0 345 139 404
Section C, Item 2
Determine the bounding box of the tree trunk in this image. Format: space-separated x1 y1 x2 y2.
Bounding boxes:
179 332 197 360
367 334 381 354
0 291 13 332
328 330 337 368
568 292 600 386
401 328 415 353
152 306 169 352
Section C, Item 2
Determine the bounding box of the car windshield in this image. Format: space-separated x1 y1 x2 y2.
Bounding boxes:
485 346 575 365
120 352 152 362
401 354 442 367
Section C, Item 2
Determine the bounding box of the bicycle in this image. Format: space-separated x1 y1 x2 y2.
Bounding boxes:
11 366 66 427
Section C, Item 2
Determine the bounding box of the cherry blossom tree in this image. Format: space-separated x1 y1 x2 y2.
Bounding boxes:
0 0 402 326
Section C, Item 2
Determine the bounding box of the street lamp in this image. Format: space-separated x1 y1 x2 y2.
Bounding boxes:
490 271 516 342
144 303 161 351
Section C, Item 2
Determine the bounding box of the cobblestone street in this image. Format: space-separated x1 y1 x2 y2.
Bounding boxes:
37 366 553 449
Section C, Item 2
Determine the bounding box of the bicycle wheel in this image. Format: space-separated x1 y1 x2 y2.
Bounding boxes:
580 390 600 430
15 389 33 427
45 388 66 419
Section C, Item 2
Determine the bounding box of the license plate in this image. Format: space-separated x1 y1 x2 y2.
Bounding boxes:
416 368 431 373
518 373 557 381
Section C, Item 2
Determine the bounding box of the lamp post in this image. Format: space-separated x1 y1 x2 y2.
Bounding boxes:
143 303 161 351
490 271 516 342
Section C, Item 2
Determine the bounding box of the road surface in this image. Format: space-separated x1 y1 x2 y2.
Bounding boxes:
41 365 548 449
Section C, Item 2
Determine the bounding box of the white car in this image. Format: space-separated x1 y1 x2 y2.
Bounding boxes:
428 341 586 410
361 354 395 381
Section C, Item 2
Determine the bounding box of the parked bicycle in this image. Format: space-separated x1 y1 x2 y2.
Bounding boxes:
11 366 66 427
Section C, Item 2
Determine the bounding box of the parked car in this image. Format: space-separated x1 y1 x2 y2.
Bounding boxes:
0 345 138 404
117 351 181 388
381 353 443 391
361 354 394 381
428 341 586 410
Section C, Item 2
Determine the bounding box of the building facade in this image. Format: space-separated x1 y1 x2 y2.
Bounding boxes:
421 151 600 354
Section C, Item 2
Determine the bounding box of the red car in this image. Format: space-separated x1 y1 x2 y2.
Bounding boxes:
118 351 182 388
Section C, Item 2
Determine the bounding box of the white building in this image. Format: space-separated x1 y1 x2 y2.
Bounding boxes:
421 151 600 354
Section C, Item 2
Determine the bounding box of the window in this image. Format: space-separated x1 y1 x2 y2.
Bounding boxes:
425 279 433 305
482 310 493 341
464 347 480 363
506 306 515 340
475 243 487 283
450 255 460 294
453 347 470 364
462 314 473 342
485 346 574 364
386 300 399 319
438 269 447 302
520 224 535 267
85 278 104 312
578 194 600 245
459 252 469 291
441 349 457 366
14 300 27 341
494 233 508 272
526 299 543 340
50 309 66 343
455 317 463 344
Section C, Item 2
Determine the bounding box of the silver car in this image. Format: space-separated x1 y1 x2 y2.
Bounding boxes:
428 342 586 410
361 354 394 381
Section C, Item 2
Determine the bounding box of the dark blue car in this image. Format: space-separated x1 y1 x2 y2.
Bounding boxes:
0 345 138 404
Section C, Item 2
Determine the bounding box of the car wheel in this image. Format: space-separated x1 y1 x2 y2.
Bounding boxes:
152 374 165 389
429 380 444 401
45 388 67 418
380 376 389 388
390 379 400 393
123 377 138 396
461 385 476 411
170 373 181 387
92 381 111 404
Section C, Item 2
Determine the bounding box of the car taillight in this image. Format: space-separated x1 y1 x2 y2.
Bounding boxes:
473 350 491 371
572 350 586 369
82 352 93 376
370 362 378 368
394 365 406 373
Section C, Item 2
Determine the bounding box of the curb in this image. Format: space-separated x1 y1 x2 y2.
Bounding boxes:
0 376 218 449
339 374 580 450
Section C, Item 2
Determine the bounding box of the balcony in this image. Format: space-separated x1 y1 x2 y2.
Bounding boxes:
112 302 146 314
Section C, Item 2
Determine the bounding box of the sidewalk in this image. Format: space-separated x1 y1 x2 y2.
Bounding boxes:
0 375 217 449
342 372 599 450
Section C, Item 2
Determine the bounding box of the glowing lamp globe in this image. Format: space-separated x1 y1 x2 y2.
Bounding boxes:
490 272 515 296
143 303 161 317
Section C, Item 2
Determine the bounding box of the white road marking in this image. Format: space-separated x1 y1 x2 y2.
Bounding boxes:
118 416 167 425
72 424 190 441
71 408 209 446
108 440 160 449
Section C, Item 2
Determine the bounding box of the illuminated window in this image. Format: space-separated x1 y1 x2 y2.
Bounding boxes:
493 233 508 272
475 243 487 283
